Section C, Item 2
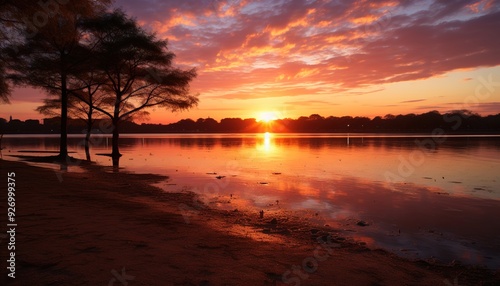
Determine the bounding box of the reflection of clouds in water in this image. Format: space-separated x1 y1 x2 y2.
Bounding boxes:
293 198 333 212
330 178 500 268
290 198 353 221
233 173 500 268
251 195 280 208
365 226 492 267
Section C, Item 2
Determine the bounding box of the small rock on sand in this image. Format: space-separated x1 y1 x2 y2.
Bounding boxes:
357 220 369 227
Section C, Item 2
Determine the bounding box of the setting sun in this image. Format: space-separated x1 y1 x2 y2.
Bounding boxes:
257 111 279 123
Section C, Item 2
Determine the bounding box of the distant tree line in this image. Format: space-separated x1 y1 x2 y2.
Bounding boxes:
2 110 499 134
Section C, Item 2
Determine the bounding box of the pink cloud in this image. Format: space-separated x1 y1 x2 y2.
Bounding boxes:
19 0 497 103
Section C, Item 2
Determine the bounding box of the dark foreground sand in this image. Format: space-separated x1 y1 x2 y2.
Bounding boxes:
1 159 498 285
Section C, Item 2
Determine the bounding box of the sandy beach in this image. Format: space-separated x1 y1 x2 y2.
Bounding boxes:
1 159 499 285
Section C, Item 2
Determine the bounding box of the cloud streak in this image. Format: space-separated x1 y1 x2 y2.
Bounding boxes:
400 99 427 103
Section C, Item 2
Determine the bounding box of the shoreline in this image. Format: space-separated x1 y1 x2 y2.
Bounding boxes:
1 159 499 285
2 132 500 137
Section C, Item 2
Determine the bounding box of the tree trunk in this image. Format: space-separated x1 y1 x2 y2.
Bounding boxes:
59 72 69 160
85 110 93 161
111 91 122 170
111 118 121 168
85 129 91 161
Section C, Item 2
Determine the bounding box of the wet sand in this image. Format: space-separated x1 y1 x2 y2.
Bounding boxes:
158 170 500 269
1 159 499 285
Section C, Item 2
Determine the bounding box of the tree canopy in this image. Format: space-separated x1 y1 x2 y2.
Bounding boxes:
0 0 111 103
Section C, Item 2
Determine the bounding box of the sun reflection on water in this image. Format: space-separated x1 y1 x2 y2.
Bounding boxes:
258 132 274 152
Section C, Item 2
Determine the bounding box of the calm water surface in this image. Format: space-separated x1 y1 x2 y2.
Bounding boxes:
3 133 500 268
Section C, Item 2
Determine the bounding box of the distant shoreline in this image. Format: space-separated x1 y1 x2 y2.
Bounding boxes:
3 111 500 134
3 131 500 136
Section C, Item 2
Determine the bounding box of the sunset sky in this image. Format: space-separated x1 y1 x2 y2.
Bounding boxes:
4 0 500 124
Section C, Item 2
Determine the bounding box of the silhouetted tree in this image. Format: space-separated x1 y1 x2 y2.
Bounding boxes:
220 118 245 132
36 70 108 161
196 118 219 132
416 111 442 131
81 11 198 167
243 118 259 132
70 70 110 161
5 0 111 160
175 119 197 132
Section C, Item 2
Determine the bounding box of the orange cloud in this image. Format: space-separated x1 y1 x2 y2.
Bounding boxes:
467 0 496 13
